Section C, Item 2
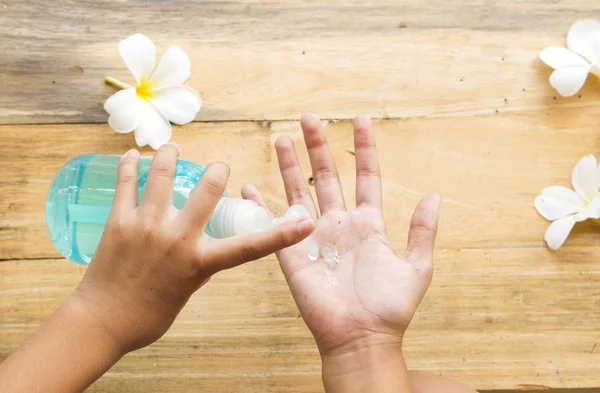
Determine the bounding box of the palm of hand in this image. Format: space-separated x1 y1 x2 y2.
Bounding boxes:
243 114 440 355
281 206 432 353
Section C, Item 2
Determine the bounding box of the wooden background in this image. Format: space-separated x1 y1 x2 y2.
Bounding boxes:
2 0 600 391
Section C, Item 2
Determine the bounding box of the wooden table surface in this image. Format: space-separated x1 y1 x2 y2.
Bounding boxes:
2 1 600 392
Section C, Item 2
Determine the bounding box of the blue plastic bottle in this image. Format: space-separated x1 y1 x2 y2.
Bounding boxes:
46 154 271 265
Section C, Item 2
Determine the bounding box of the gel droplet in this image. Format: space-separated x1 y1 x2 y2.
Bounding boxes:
285 204 312 220
320 243 339 270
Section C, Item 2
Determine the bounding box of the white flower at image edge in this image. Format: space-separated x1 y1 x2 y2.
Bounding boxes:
534 155 600 250
104 34 202 150
539 19 600 97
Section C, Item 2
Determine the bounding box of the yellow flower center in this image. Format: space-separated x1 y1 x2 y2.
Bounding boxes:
136 79 153 101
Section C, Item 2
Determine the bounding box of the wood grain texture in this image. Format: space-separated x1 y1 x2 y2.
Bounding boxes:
1 0 600 123
2 114 600 389
2 0 600 391
1 247 599 391
3 110 600 259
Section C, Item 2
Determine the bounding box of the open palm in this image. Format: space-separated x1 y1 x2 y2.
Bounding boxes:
243 114 440 355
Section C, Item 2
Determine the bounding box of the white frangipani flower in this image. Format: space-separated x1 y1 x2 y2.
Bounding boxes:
539 19 600 97
104 34 202 150
534 155 600 250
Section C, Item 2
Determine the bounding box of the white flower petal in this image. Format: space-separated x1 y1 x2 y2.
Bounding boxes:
574 198 600 222
119 33 156 84
134 102 172 150
539 46 590 69
572 154 598 201
103 88 142 133
567 19 600 65
534 186 586 221
549 66 591 97
544 215 576 251
151 86 202 125
149 46 191 90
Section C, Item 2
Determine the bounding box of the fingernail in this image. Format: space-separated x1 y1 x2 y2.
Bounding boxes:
122 149 139 159
296 218 315 235
167 142 181 155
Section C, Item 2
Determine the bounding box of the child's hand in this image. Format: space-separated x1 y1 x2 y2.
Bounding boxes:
73 143 315 353
0 143 315 393
242 114 440 392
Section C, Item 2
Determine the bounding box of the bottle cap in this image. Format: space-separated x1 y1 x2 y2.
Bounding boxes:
209 198 271 238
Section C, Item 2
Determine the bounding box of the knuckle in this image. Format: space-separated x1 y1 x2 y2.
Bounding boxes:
202 173 227 196
356 167 381 178
164 232 187 256
150 163 175 179
275 227 293 247
353 131 376 149
138 219 158 241
118 172 138 186
289 187 309 203
306 133 327 149
411 223 435 235
313 167 338 183
107 216 129 236
202 162 230 196
204 178 225 196
279 157 300 171
238 244 260 263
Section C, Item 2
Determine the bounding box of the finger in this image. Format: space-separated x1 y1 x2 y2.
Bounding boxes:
140 142 180 215
406 194 441 264
180 161 230 235
301 113 346 213
241 184 279 223
241 184 270 211
204 217 315 271
353 115 382 209
111 149 140 216
275 136 318 219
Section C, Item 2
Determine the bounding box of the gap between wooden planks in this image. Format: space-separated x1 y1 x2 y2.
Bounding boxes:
2 113 600 389
0 251 599 392
1 0 600 123
2 111 600 260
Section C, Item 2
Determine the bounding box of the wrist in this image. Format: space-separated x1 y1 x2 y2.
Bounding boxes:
321 335 411 393
63 292 126 358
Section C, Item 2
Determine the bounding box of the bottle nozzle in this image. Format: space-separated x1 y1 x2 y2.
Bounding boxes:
209 199 319 260
209 198 271 238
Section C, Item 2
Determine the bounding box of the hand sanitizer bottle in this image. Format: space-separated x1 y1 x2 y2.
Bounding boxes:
46 154 272 265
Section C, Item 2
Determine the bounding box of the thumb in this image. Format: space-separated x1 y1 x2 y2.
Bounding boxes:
406 194 441 263
204 217 315 271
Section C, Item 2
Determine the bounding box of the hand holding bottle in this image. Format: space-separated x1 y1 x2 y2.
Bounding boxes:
75 143 315 353
0 143 315 393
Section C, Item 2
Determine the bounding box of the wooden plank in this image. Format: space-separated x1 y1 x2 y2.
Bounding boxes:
3 110 600 259
1 247 599 391
483 390 600 393
0 121 272 259
1 0 600 123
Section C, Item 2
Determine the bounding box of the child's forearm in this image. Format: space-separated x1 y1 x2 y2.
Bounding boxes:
0 294 123 393
321 337 412 393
